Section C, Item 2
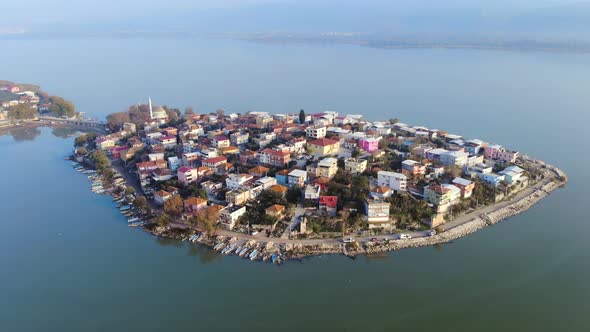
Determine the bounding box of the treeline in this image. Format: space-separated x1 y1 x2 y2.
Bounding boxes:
106 104 182 131
7 104 37 119
49 96 76 117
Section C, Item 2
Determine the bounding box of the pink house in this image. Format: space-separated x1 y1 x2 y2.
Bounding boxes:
484 144 503 159
358 137 381 152
178 166 198 185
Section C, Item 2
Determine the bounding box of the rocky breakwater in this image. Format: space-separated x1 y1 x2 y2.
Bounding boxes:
363 218 489 255
483 167 566 226
285 242 343 258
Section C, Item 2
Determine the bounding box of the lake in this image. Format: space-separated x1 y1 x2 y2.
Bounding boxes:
0 38 588 331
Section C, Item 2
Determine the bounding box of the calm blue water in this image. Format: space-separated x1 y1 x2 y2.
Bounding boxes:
0 38 588 331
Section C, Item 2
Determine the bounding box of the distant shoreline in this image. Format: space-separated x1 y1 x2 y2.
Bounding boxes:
2 32 590 54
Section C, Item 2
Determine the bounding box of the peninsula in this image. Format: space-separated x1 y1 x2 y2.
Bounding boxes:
0 80 104 136
71 99 567 262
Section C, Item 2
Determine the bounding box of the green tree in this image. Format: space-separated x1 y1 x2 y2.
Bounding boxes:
299 109 306 124
7 104 37 119
49 96 76 117
286 187 302 205
125 186 136 195
90 150 110 171
153 213 170 226
134 196 148 211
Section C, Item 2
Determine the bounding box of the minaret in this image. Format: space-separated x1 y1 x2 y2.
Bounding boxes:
148 97 153 119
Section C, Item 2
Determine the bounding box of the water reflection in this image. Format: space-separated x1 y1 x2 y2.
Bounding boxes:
185 242 223 264
9 127 41 142
51 126 79 138
155 237 184 247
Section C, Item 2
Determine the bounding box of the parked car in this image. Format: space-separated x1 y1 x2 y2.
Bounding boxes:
399 234 411 240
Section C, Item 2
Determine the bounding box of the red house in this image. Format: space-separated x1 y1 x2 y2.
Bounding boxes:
319 196 338 215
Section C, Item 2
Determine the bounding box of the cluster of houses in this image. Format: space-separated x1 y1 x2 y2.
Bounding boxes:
91 102 529 233
0 83 49 121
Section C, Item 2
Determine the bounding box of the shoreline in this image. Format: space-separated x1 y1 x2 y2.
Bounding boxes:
0 120 106 136
138 159 566 260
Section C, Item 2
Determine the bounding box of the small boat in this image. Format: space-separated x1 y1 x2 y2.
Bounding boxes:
238 247 249 257
128 221 145 227
226 245 237 254
128 217 139 223
120 206 131 211
262 254 271 262
213 243 223 251
271 254 278 263
249 249 258 260
234 245 243 255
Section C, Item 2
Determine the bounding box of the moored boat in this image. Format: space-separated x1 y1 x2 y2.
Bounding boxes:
249 249 258 260
238 247 249 257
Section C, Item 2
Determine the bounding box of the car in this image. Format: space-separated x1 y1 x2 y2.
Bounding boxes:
251 230 259 236
399 234 411 240
342 237 355 243
428 230 436 236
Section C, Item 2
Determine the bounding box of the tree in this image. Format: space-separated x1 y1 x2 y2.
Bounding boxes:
49 96 76 117
90 150 110 172
163 195 184 217
74 134 87 147
166 108 179 122
153 213 170 226
351 148 361 158
185 107 194 115
76 147 88 155
134 196 148 211
286 187 302 205
215 108 225 118
7 104 37 119
299 109 306 124
340 209 350 236
193 207 220 235
125 186 136 195
106 112 131 131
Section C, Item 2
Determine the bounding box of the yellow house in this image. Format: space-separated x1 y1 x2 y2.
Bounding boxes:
307 138 339 156
424 185 453 213
265 204 286 219
221 146 240 155
316 157 338 178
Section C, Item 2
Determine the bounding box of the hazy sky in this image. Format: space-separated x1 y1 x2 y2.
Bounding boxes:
3 0 590 39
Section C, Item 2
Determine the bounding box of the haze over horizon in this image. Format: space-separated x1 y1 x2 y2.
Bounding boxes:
3 0 590 41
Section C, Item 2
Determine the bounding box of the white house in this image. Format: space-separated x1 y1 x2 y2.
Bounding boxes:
226 173 254 190
219 205 247 230
377 171 407 192
344 158 368 174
